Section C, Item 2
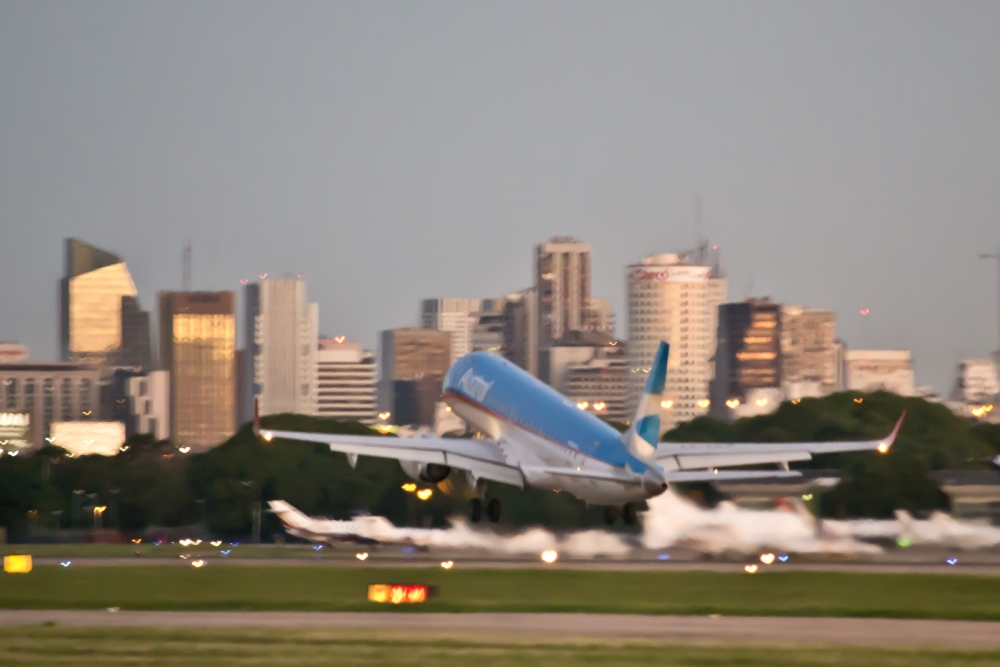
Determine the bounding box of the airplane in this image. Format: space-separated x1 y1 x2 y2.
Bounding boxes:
269 500 401 546
256 341 905 526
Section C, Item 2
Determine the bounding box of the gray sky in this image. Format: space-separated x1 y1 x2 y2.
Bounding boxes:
1 1 998 393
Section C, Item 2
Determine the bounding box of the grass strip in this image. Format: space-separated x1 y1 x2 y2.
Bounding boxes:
1 566 1000 620
1 627 1000 667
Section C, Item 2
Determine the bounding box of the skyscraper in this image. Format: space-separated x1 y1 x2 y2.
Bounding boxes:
536 237 591 348
159 291 236 449
243 279 318 418
60 239 152 374
626 252 727 430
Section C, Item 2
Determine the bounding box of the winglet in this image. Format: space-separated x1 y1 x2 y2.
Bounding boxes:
253 397 261 438
622 341 669 463
877 411 905 453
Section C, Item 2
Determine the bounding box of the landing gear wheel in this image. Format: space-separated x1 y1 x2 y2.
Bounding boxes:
486 498 502 523
622 503 638 526
469 498 483 522
603 506 619 525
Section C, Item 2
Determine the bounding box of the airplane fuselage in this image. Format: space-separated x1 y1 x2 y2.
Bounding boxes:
442 352 666 505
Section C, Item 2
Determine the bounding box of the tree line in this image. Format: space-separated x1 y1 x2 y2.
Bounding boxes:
0 391 997 541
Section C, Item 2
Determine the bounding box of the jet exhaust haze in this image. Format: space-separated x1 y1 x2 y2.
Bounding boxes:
273 491 1000 557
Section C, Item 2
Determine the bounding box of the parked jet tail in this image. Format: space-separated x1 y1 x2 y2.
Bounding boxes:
268 500 314 531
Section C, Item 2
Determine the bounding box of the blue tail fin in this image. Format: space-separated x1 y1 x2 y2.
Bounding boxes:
622 341 668 463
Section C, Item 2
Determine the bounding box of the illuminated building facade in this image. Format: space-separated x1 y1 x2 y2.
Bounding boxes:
59 239 152 375
627 253 727 430
243 279 318 419
711 299 782 417
378 328 451 426
159 291 236 449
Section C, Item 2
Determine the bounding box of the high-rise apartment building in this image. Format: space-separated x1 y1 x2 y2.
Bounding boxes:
711 299 782 416
60 239 152 375
780 306 837 394
583 297 616 336
378 328 451 427
626 253 727 430
421 298 482 364
243 279 318 418
538 330 629 422
159 291 236 449
315 341 377 424
501 288 538 376
536 237 591 348
471 298 508 354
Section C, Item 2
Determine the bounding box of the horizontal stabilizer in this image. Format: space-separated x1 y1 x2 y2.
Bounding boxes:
664 470 802 483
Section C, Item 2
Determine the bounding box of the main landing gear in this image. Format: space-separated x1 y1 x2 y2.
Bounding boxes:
604 503 638 526
469 497 501 523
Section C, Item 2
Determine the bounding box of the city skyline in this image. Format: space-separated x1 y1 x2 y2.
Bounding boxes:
1 3 998 393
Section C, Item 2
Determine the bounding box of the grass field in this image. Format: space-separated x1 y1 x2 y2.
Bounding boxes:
2 566 1000 620
1 627 999 666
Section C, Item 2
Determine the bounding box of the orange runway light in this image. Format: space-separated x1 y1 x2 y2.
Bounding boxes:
367 584 434 604
4 555 32 574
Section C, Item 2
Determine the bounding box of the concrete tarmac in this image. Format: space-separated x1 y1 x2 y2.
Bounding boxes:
2 610 1000 648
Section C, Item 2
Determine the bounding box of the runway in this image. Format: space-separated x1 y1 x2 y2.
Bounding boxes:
3 610 1000 648
31 556 1000 576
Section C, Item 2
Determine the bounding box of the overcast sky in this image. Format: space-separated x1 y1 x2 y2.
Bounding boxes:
1 1 998 393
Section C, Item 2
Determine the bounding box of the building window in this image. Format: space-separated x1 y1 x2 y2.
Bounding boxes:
80 379 92 417
43 378 55 433
61 378 73 421
24 379 35 410
4 379 16 409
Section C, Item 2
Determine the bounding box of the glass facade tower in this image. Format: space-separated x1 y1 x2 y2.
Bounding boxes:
159 291 236 450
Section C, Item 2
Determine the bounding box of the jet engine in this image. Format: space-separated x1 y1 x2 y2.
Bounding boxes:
399 460 452 484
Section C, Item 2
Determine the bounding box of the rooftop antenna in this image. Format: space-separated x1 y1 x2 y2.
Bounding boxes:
980 247 1000 356
183 240 192 292
693 195 709 264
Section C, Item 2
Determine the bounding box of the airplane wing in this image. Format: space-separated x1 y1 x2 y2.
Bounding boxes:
259 427 525 488
656 412 905 475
